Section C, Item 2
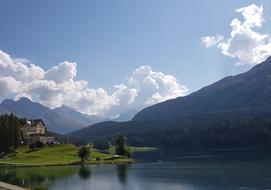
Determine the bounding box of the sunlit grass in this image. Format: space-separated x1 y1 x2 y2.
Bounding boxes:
0 144 152 167
0 144 113 166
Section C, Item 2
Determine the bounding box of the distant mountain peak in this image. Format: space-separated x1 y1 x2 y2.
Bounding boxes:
1 97 34 106
57 104 73 111
60 104 69 109
18 97 32 103
55 105 90 116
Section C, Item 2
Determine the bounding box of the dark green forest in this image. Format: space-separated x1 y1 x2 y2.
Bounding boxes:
0 114 25 154
70 111 271 150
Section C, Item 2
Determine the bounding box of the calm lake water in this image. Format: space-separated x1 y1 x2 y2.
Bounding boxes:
1 149 271 190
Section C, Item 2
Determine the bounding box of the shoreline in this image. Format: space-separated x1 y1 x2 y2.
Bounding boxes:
0 159 135 168
0 144 156 168
1 146 268 168
0 144 137 168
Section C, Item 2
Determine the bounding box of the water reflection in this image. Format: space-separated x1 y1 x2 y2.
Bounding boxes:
78 165 91 180
116 164 129 184
0 166 79 190
1 149 271 190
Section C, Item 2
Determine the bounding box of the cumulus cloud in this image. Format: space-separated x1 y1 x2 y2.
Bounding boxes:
45 61 77 83
128 65 188 105
0 50 44 81
0 77 21 96
201 4 271 65
0 50 188 117
201 35 224 48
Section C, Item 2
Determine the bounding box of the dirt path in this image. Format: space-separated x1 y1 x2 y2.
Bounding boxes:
0 182 27 190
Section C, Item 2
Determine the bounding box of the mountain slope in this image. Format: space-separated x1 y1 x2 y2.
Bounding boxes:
53 105 102 127
133 56 271 121
68 56 271 148
0 98 101 134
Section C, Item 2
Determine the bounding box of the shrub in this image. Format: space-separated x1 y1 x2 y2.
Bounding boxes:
35 141 44 148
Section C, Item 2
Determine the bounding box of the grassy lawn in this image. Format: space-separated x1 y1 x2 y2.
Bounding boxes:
0 144 134 167
0 144 80 166
0 144 157 167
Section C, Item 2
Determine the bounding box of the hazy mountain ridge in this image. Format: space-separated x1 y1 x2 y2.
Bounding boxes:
53 105 102 127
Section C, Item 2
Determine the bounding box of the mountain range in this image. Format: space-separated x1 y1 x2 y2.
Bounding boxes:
0 97 102 134
0 98 138 134
68 56 271 148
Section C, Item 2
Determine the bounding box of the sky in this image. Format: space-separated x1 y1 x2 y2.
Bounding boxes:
0 0 270 118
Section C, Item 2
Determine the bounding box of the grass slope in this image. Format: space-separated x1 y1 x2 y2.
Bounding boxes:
0 144 133 167
0 144 80 166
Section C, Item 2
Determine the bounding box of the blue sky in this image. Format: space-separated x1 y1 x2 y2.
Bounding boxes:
0 0 270 117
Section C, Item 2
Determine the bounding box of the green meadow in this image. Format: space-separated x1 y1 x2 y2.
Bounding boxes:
0 144 134 167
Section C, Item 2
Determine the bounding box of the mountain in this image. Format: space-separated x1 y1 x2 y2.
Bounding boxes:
133 56 271 121
53 105 102 127
0 98 103 134
68 56 271 149
0 97 49 118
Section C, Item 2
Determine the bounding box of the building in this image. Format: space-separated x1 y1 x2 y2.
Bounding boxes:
20 119 56 145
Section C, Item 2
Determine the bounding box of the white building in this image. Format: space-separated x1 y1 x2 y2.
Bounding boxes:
20 119 56 144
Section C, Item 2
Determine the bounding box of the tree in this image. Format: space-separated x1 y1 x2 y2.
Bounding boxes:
78 146 90 162
115 134 131 157
0 114 24 154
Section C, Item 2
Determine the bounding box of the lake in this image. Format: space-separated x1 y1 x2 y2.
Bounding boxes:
1 148 271 190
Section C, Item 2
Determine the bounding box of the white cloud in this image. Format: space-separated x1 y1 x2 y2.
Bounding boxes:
0 50 188 117
45 61 77 83
0 50 44 81
0 76 21 96
201 35 224 48
128 65 188 106
202 4 271 65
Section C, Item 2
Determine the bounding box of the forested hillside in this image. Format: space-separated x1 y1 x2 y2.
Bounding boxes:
69 111 271 149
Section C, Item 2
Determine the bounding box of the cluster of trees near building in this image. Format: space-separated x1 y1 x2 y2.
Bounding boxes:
0 114 25 154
